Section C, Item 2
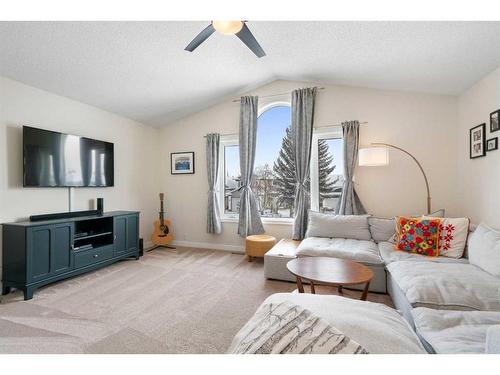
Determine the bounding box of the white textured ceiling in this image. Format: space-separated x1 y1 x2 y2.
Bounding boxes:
1 21 500 127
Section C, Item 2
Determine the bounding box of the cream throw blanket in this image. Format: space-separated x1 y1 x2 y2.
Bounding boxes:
227 301 368 354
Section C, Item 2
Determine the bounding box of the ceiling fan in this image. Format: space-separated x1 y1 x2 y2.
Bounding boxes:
185 21 266 58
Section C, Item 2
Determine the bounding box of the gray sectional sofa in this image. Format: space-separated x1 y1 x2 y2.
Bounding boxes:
261 212 500 354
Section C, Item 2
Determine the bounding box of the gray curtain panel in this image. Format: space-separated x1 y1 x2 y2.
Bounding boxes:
291 87 317 240
336 121 367 215
206 133 222 234
238 96 265 237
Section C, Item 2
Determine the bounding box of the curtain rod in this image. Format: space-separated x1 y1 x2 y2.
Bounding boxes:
203 122 368 138
231 87 326 103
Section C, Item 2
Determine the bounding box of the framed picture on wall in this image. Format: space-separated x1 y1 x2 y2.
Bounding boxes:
491 110 500 133
487 137 498 151
470 123 486 159
171 152 195 174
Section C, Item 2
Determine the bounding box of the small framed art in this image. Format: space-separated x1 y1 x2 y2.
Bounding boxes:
491 110 500 133
487 137 498 152
171 152 195 174
470 123 486 159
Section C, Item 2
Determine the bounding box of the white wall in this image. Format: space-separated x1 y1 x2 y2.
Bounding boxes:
159 80 458 250
457 66 500 227
0 76 161 278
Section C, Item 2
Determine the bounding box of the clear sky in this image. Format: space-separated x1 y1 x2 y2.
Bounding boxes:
225 105 343 180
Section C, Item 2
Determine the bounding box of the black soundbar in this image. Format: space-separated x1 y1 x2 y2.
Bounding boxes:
30 210 100 222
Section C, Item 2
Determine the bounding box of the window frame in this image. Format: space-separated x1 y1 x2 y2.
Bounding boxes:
218 102 343 225
310 126 344 212
219 134 240 222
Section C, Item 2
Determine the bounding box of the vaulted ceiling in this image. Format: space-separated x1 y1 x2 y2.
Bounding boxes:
1 21 500 127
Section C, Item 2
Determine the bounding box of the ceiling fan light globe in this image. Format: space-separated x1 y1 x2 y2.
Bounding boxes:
212 21 243 35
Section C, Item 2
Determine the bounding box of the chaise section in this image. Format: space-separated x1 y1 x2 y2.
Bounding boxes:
229 293 426 354
296 237 386 293
387 261 500 311
412 308 500 353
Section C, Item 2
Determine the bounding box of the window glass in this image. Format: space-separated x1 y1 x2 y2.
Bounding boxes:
255 106 294 218
318 138 343 213
224 145 240 214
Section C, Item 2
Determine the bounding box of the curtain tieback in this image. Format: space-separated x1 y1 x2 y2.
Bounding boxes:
295 181 310 196
235 184 251 192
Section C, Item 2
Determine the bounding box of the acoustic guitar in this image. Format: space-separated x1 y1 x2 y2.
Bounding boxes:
151 193 174 247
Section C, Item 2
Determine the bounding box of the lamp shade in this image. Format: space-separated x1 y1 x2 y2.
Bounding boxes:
359 147 389 166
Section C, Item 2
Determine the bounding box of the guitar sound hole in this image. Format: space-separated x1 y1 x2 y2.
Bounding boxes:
159 225 169 237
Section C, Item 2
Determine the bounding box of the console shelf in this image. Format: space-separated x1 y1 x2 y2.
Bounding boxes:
2 211 140 300
75 231 113 241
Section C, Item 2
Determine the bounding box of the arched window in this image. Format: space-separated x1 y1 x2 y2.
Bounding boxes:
220 101 343 221
254 104 293 218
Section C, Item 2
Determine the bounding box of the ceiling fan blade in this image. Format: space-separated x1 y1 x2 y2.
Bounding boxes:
235 23 266 58
185 23 215 52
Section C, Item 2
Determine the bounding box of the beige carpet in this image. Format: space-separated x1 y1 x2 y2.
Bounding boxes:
0 247 392 353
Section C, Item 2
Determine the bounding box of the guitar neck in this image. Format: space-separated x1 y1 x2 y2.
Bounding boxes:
159 199 165 224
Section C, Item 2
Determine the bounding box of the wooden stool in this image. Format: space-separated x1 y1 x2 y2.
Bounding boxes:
245 235 276 262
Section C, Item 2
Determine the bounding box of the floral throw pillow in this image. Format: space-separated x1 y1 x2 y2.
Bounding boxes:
395 217 442 256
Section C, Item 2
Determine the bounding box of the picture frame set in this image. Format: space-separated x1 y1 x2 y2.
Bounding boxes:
469 109 499 159
170 152 195 174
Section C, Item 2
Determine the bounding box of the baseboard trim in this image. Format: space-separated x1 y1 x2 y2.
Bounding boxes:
171 240 245 254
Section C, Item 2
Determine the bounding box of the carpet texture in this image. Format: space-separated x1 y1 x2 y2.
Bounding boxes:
0 247 392 353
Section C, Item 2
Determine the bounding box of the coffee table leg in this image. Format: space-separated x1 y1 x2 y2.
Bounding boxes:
310 281 316 294
337 285 343 295
361 281 370 301
296 277 305 293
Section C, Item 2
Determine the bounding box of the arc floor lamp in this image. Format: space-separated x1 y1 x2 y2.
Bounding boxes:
358 143 431 214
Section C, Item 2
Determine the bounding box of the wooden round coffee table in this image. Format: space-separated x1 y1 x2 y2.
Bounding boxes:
286 257 374 300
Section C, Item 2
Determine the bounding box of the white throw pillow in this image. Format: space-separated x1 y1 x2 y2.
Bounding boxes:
305 212 371 240
368 216 396 243
468 223 500 277
422 216 470 258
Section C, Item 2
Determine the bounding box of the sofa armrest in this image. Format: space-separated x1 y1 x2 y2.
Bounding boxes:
485 325 500 353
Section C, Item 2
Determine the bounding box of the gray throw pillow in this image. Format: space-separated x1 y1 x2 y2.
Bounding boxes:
368 217 396 243
468 223 500 278
305 211 371 240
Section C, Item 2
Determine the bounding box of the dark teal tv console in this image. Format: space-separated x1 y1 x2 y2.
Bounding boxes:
2 211 140 300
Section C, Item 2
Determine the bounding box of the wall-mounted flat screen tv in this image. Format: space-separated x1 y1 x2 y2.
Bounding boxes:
23 126 114 187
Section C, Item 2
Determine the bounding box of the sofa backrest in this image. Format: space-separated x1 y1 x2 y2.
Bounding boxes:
306 212 371 241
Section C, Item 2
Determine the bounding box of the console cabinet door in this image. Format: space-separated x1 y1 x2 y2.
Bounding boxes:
114 214 139 255
126 214 139 252
113 216 128 255
51 223 74 275
28 226 52 282
27 223 74 282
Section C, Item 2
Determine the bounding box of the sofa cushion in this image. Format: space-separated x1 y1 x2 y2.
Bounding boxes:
468 223 500 278
412 308 500 354
297 237 383 265
260 293 426 354
305 212 371 241
368 216 395 243
378 241 469 265
386 261 500 311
